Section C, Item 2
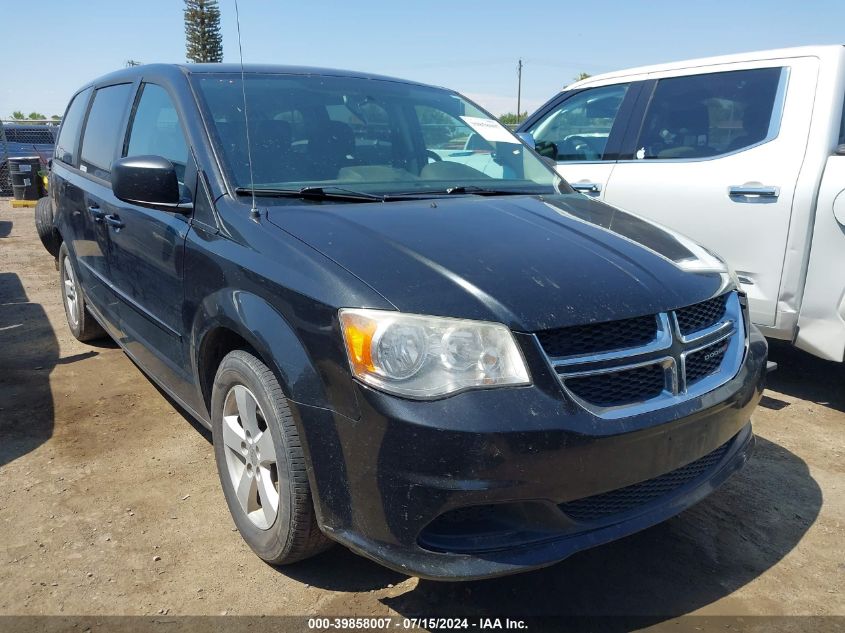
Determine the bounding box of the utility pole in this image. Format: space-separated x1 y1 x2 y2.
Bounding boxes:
517 59 523 123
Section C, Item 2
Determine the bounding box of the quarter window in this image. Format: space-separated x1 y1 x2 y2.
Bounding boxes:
126 84 189 182
55 87 92 165
526 84 629 162
80 83 133 178
636 67 784 160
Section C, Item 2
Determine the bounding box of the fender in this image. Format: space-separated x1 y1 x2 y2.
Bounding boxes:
189 289 361 530
190 288 361 421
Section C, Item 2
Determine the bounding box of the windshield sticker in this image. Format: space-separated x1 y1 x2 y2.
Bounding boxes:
460 116 516 144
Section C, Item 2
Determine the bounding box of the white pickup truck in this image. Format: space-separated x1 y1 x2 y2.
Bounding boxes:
519 45 845 362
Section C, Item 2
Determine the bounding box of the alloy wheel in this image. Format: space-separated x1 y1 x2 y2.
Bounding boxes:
221 385 280 530
62 255 80 328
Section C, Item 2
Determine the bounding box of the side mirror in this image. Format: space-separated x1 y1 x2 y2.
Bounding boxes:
516 132 536 149
534 140 559 160
112 155 191 212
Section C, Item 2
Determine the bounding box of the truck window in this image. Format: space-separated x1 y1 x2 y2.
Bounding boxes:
526 84 629 162
55 87 93 166
636 67 784 160
80 83 134 179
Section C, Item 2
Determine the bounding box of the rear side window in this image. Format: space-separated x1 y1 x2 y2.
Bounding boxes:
80 83 133 179
55 87 92 165
636 67 784 160
525 84 629 161
126 84 189 182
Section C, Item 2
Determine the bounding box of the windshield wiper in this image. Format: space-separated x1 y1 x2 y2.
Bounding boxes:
443 185 537 196
388 185 541 198
235 185 385 202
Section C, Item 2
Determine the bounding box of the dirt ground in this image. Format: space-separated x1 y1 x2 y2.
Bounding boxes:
1 198 843 623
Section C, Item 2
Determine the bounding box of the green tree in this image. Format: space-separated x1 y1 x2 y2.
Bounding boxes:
574 72 592 81
499 112 527 126
27 112 46 121
184 0 223 63
11 111 25 120
417 107 457 148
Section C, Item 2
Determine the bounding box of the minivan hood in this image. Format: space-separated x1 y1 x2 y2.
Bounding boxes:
267 194 727 332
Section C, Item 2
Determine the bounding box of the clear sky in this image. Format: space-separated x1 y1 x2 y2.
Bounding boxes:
2 0 843 119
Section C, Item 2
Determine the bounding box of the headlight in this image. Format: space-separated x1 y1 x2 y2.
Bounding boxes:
339 309 531 399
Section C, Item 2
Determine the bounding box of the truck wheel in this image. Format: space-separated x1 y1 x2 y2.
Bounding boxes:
211 349 332 564
58 242 106 342
35 197 62 258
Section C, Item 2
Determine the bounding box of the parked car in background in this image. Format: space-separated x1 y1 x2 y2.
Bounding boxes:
0 122 57 195
50 63 766 580
519 45 845 362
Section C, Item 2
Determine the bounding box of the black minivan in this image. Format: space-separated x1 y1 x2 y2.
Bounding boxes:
50 64 767 580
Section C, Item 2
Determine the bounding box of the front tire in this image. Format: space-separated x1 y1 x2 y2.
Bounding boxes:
211 349 332 564
58 242 105 342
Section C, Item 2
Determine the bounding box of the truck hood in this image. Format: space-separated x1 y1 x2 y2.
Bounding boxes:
267 193 727 332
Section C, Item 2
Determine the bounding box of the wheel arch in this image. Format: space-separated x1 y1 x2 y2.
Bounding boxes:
191 289 336 419
192 290 356 535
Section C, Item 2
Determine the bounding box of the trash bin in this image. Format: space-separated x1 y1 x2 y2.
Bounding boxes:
9 156 42 200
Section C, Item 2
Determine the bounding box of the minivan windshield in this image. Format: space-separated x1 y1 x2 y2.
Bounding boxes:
193 73 563 198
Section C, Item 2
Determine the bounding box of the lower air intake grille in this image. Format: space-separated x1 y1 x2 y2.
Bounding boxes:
564 363 665 407
536 314 657 358
560 439 731 523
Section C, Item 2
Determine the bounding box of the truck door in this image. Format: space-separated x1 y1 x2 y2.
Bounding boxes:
603 59 818 327
796 141 845 360
518 83 640 200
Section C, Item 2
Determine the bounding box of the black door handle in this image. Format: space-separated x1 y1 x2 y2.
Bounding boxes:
104 214 125 229
87 205 104 222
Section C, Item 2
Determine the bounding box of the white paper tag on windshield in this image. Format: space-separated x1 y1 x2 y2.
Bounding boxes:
460 116 516 144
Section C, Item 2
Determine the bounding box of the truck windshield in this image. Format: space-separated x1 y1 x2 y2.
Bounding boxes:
193 73 563 197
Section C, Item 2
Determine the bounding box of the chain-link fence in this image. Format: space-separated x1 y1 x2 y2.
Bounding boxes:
0 120 60 196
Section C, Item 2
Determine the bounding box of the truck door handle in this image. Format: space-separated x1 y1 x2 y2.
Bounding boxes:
104 214 125 229
87 205 105 222
728 185 780 198
571 182 602 193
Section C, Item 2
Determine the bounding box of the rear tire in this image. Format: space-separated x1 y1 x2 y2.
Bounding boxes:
35 197 62 258
211 349 332 564
58 242 106 342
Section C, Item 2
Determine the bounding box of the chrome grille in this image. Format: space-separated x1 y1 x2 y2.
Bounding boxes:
538 292 745 418
565 363 665 407
684 340 729 384
675 293 729 336
536 314 657 357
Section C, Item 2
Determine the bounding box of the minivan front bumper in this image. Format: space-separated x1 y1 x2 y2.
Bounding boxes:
299 327 767 581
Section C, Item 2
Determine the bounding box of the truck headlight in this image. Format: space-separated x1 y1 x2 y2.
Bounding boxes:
339 309 531 399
